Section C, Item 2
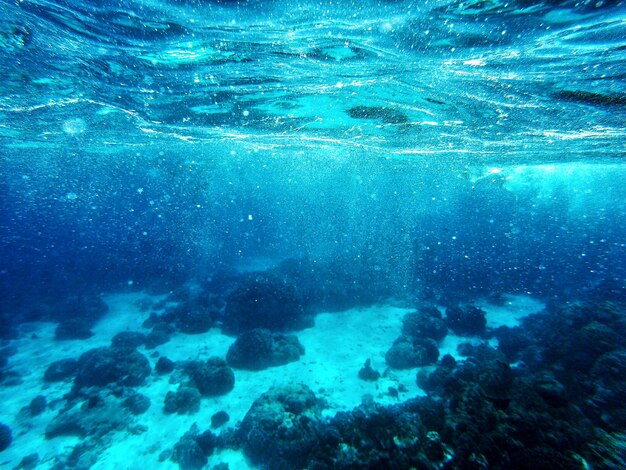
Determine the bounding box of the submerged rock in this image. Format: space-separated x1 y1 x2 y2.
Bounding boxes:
144 326 172 349
185 357 234 396
45 396 127 438
156 356 176 375
55 319 94 340
445 305 487 336
111 331 146 350
73 346 151 391
226 328 305 370
0 422 12 451
163 386 201 415
385 336 439 369
222 274 311 334
168 303 215 335
402 307 448 342
44 358 78 382
239 384 325 467
358 358 381 381
171 425 212 470
211 410 230 429
122 392 151 415
15 453 39 469
28 395 47 416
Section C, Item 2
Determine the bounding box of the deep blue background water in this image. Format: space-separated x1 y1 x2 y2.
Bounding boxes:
1 0 625 322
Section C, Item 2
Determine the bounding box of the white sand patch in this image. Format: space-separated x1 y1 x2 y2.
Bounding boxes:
0 292 544 469
438 334 484 360
480 294 545 329
92 292 160 336
80 302 422 469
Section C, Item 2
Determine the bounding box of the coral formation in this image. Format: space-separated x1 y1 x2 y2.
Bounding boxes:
226 328 305 370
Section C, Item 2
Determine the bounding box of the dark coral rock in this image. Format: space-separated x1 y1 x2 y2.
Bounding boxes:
411 297 620 468
518 301 626 373
55 319 94 340
330 401 425 468
457 343 505 362
510 447 586 470
66 441 99 468
186 357 234 396
28 395 47 416
211 410 230 428
222 274 311 334
385 339 417 369
164 386 201 415
73 347 151 390
142 312 161 329
441 357 593 469
495 325 533 361
416 354 457 395
562 321 618 372
171 425 209 470
440 354 456 368
346 105 409 124
226 328 305 370
589 279 626 303
144 325 172 349
0 344 17 369
15 453 39 469
239 384 325 467
531 373 568 408
123 393 151 415
417 365 452 395
592 350 626 386
478 360 514 405
0 422 12 451
358 359 381 381
111 331 146 350
156 356 176 375
45 397 127 438
423 431 445 462
556 301 620 331
44 358 78 382
275 255 395 312
167 303 215 335
0 368 22 387
196 429 216 455
385 336 439 369
403 396 446 432
402 307 448 342
57 295 108 324
589 350 626 429
445 305 487 336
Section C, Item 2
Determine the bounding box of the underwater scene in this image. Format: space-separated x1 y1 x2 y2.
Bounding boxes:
1 0 626 468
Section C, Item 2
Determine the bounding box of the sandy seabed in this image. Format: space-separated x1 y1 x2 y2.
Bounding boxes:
0 292 543 469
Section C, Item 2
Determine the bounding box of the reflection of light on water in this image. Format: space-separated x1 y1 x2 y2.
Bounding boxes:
62 118 86 136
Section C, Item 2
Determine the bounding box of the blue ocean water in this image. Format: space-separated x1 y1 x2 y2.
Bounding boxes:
0 0 625 468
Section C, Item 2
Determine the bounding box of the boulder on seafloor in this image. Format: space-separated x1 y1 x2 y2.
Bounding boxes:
226 328 304 370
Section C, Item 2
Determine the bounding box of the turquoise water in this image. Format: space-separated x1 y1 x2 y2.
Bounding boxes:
0 0 625 468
